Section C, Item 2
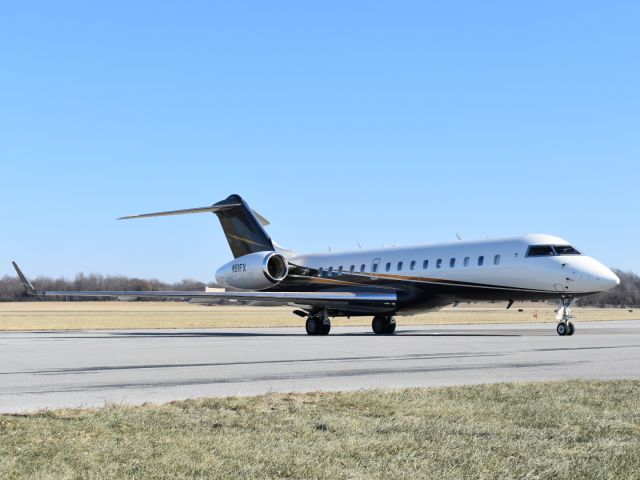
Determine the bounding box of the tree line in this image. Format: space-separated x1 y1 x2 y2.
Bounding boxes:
1 269 638 306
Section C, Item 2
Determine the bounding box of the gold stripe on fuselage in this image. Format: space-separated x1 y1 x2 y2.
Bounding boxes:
304 271 554 293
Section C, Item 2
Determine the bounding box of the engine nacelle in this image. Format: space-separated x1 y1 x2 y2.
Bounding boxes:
215 251 289 290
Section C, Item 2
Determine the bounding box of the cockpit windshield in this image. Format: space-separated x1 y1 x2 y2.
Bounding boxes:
553 245 581 255
526 245 581 257
527 245 555 256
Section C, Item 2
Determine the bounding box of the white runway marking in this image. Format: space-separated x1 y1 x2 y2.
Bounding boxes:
1 321 639 413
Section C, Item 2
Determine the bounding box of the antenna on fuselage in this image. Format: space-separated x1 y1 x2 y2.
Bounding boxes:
357 242 362 249
455 233 462 240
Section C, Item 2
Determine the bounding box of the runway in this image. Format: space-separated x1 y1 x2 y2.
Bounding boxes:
1 320 640 413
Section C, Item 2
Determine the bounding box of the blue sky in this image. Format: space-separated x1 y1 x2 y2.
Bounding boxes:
1 1 638 282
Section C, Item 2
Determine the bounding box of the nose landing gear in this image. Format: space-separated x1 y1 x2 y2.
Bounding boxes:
556 298 575 336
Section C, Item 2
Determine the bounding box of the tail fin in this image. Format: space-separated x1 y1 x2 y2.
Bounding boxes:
211 195 275 257
119 194 275 258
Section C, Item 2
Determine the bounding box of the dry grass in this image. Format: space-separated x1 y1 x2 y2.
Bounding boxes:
1 380 639 479
0 301 637 331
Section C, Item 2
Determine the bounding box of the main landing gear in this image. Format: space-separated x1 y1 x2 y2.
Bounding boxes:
556 298 575 336
303 311 397 336
305 311 331 335
372 315 396 335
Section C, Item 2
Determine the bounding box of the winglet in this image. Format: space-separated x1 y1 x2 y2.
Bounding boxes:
11 262 38 295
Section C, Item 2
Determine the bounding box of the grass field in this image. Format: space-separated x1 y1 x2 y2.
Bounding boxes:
1 380 638 479
0 301 637 331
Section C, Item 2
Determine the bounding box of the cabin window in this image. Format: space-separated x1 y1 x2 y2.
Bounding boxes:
410 260 416 270
463 257 470 267
396 261 402 271
327 266 333 276
318 267 324 277
526 245 555 257
478 256 484 266
349 265 355 273
449 258 456 268
494 255 501 265
436 259 442 269
360 264 366 273
372 263 378 273
554 245 581 256
385 262 391 272
423 260 429 269
338 266 343 275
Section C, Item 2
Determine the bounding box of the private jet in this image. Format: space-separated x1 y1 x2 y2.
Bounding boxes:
13 194 620 336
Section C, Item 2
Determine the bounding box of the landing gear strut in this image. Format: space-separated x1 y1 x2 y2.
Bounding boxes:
372 315 396 335
306 310 331 335
556 298 575 336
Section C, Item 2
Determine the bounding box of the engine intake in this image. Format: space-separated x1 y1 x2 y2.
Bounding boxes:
264 252 288 283
215 251 289 290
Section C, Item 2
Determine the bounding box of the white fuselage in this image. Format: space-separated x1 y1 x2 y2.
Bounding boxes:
290 233 619 303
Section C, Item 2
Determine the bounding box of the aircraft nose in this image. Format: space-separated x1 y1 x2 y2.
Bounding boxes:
591 264 620 292
566 258 620 293
603 269 620 289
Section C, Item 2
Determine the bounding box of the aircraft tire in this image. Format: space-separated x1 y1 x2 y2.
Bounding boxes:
306 316 320 335
556 322 568 336
372 316 386 334
373 316 395 335
567 322 575 336
319 322 331 335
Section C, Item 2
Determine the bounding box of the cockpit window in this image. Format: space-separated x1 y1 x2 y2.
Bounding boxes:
527 245 555 257
527 244 582 257
554 245 581 255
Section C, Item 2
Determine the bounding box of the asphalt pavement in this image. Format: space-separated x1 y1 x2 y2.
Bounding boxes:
1 320 639 413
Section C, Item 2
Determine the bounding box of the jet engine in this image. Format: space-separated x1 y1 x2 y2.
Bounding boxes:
215 251 289 290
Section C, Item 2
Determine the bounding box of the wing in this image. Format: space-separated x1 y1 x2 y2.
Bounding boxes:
11 263 396 313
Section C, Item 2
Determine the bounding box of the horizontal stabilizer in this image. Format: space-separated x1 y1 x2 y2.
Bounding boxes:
118 204 269 226
117 195 273 258
118 204 241 220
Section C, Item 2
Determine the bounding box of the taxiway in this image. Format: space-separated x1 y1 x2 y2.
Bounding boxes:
1 320 639 413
